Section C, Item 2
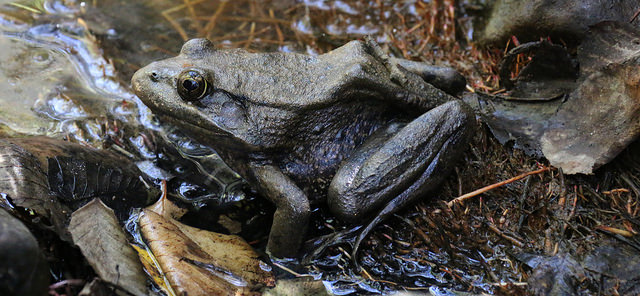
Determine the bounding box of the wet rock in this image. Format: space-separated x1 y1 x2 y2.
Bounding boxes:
0 208 49 296
519 242 640 296
478 0 640 45
583 244 640 295
519 252 585 296
473 22 640 174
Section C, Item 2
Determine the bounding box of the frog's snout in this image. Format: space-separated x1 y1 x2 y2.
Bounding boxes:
131 67 157 96
148 71 159 82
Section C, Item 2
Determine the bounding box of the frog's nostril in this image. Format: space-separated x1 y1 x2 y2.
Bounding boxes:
149 72 159 82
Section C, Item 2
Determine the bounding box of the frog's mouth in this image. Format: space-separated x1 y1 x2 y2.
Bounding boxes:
155 112 233 140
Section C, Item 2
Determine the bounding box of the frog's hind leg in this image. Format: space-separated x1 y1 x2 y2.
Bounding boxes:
327 100 474 259
362 36 466 95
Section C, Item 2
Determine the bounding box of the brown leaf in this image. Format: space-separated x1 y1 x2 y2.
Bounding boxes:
139 209 275 296
477 21 640 174
69 199 148 296
0 138 67 227
147 184 187 220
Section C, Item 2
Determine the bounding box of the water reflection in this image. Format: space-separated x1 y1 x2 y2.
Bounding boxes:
0 0 244 205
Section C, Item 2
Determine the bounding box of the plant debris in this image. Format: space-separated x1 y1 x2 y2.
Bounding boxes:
138 204 275 295
69 199 148 296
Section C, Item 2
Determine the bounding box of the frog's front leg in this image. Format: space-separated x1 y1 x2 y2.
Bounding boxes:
248 164 310 258
327 100 474 252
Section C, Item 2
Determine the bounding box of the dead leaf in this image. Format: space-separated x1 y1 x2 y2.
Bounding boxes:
69 199 148 296
476 21 640 174
540 22 640 173
147 181 187 220
263 278 330 296
0 138 74 240
0 137 157 240
131 244 174 296
139 209 275 296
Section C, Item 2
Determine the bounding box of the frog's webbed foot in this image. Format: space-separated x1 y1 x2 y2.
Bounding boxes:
327 100 475 267
300 225 361 265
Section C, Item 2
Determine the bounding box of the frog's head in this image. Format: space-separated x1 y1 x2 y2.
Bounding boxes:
132 39 256 151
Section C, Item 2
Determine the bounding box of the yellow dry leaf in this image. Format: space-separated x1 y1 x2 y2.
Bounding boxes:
139 209 275 296
131 244 175 296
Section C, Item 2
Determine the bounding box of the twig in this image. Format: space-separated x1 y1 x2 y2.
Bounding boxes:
272 261 314 278
49 279 85 290
631 8 640 23
204 1 227 39
446 166 552 207
183 0 203 35
270 9 284 45
244 22 256 49
197 15 291 25
558 168 566 206
595 225 634 237
561 188 578 233
162 10 189 41
161 0 207 41
486 221 525 248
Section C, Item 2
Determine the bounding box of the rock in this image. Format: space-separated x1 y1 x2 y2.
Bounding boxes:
519 252 585 296
474 22 640 174
518 242 640 296
478 0 640 45
0 209 49 296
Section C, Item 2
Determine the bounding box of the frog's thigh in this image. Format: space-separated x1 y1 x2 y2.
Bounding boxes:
328 100 473 222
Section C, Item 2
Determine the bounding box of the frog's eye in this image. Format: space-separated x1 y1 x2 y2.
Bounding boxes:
177 70 210 101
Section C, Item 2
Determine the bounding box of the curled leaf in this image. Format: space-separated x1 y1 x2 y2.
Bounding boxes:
139 209 274 296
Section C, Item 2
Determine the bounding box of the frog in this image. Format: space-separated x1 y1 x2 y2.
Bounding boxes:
131 38 474 259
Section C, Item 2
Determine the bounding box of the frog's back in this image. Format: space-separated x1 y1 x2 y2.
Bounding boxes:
203 40 394 109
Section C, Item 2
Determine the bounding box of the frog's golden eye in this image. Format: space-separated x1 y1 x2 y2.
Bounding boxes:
177 70 210 101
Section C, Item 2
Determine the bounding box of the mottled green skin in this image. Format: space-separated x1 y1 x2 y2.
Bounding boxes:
132 38 473 258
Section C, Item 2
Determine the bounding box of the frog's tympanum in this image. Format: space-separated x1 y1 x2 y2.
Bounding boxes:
132 38 474 258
